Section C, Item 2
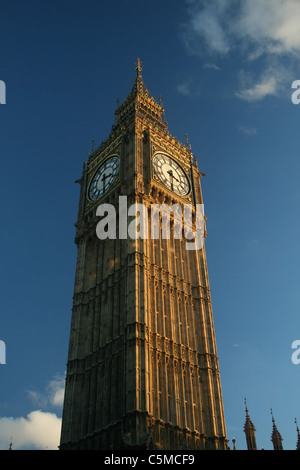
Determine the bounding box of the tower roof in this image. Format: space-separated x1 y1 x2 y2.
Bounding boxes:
114 58 166 129
87 59 193 166
131 58 150 97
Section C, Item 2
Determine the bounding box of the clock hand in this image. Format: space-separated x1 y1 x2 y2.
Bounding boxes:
100 172 113 189
101 173 107 190
167 169 180 183
167 169 174 191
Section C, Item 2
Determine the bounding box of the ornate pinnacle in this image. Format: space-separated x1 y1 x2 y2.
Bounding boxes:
89 139 95 156
244 398 255 431
135 58 143 77
185 133 192 151
270 408 283 450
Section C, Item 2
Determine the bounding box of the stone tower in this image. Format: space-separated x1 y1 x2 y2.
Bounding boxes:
60 60 228 450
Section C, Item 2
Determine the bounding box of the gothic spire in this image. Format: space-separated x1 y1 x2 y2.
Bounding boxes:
113 58 165 130
130 57 150 99
270 409 283 450
243 398 257 450
135 58 143 78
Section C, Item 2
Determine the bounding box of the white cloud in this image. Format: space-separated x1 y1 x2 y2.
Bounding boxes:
236 124 257 136
28 374 65 409
177 78 202 97
189 5 230 55
235 63 291 102
183 0 300 58
234 0 300 57
47 375 65 407
182 0 233 57
236 75 277 102
177 79 193 96
0 411 61 450
0 375 65 450
182 0 300 101
203 63 221 71
27 390 48 409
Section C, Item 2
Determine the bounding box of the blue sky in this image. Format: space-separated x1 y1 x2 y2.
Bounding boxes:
0 0 300 450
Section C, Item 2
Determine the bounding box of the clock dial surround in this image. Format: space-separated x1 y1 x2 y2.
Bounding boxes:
152 153 190 196
88 155 120 201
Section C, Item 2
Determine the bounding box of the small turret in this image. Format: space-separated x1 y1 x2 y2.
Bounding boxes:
243 398 257 450
270 409 283 450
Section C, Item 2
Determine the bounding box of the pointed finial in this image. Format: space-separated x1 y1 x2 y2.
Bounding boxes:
244 397 250 419
244 398 252 422
114 98 120 125
185 133 192 154
89 139 95 156
156 96 166 123
243 397 257 450
270 408 283 449
135 58 143 76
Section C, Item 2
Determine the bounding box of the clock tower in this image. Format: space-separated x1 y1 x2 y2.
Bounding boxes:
60 60 228 450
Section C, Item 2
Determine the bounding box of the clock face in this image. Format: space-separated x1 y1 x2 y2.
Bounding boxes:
152 153 190 196
88 155 120 201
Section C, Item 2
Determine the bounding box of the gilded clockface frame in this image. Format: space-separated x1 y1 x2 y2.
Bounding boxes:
88 155 120 201
152 152 190 196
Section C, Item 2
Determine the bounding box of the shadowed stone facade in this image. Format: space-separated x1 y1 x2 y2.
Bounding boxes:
60 60 228 450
